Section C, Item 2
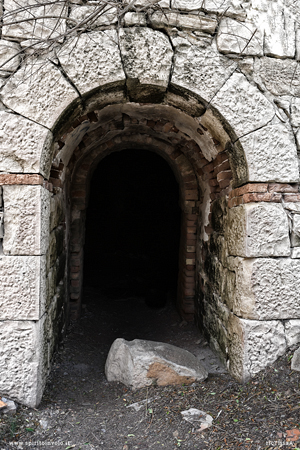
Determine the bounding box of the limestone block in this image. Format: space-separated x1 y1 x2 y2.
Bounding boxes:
291 347 300 372
239 121 299 183
284 320 300 347
0 111 52 176
124 12 147 27
263 4 295 59
0 255 46 320
291 248 300 258
0 320 45 407
58 30 125 96
291 98 300 128
3 185 50 256
254 57 300 97
172 0 230 10
293 214 300 239
217 18 263 56
119 27 173 96
212 73 274 138
172 39 237 102
1 58 78 129
2 0 66 45
133 0 169 6
69 5 117 28
226 257 300 320
226 203 290 257
105 338 208 389
151 11 217 34
0 40 21 76
228 315 286 381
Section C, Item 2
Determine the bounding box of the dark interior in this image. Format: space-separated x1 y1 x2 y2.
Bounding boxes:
83 149 181 308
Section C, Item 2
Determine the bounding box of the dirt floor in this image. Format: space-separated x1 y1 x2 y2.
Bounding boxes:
1 287 300 450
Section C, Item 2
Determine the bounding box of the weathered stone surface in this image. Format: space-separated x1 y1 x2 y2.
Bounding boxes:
291 347 300 372
2 0 66 45
262 3 295 59
0 255 46 320
135 0 169 6
293 214 300 239
239 121 299 183
120 28 173 98
151 11 217 34
105 338 208 389
172 0 228 10
3 185 50 256
290 98 300 128
69 5 117 28
291 248 300 258
1 58 78 129
284 320 300 347
124 12 147 27
172 39 236 101
226 257 300 320
58 30 125 95
217 18 263 56
228 315 286 381
0 40 21 76
226 203 290 257
254 57 300 97
0 111 51 176
212 72 274 138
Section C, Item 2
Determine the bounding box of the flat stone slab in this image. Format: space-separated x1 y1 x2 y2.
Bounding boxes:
105 338 208 390
291 347 300 372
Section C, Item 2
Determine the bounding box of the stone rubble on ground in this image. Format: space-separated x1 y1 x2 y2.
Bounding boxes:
181 408 214 431
291 347 300 372
0 397 17 415
105 338 208 390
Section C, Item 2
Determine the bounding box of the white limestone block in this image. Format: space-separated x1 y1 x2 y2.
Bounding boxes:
291 248 300 259
2 0 66 45
226 257 300 320
105 338 208 389
291 347 300 372
1 58 78 129
0 40 21 76
212 72 274 138
226 203 290 257
284 320 300 347
0 111 52 176
172 0 229 10
134 0 169 6
228 315 286 381
3 185 50 256
69 5 117 28
0 255 46 320
254 57 300 97
119 27 173 89
239 121 299 183
291 98 300 128
151 11 217 34
293 214 300 239
0 320 44 407
124 12 147 27
58 30 125 95
217 18 263 56
172 39 237 102
263 4 295 59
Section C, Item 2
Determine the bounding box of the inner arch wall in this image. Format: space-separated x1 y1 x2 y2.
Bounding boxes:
0 0 300 407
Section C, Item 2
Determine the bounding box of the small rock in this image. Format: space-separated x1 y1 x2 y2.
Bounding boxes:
0 399 7 411
105 338 208 390
181 408 213 429
291 347 300 371
1 398 17 415
39 419 49 430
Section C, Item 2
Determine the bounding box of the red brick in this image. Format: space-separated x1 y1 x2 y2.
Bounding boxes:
214 152 229 165
217 170 232 183
243 192 282 203
268 183 298 193
209 178 219 187
184 190 198 200
0 174 44 185
282 193 300 202
219 178 231 189
49 177 62 188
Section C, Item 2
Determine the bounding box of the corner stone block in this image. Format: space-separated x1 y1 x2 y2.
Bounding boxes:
0 111 52 177
239 121 299 183
119 27 173 98
226 203 290 257
228 314 286 382
0 318 46 408
1 58 78 129
58 30 125 95
3 185 50 256
0 255 46 320
226 257 300 320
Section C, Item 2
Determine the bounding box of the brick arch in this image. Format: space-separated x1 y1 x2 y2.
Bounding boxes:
49 103 233 322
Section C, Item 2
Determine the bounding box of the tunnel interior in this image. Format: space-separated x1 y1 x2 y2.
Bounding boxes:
83 148 181 309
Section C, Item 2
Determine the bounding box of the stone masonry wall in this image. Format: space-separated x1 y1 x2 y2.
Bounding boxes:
0 0 300 405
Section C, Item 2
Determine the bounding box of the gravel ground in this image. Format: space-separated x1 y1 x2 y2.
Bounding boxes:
1 287 300 450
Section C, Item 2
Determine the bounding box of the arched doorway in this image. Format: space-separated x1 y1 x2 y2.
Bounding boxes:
83 148 181 307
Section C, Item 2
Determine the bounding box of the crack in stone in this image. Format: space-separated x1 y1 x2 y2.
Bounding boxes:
0 101 51 131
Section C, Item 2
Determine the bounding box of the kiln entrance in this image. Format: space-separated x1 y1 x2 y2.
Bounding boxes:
83 149 181 308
